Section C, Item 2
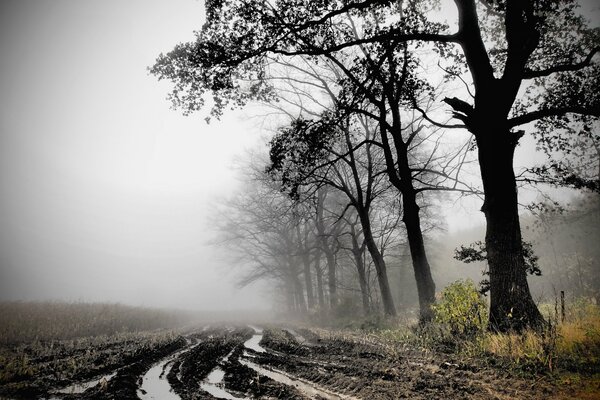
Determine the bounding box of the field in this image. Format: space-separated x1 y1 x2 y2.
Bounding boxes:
1 302 599 399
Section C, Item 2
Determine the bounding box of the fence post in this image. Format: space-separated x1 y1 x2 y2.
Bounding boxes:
560 290 565 323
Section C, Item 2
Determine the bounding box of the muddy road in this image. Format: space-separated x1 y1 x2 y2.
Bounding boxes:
4 325 571 399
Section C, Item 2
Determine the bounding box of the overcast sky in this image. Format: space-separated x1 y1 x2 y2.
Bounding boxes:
0 1 597 310
0 0 269 310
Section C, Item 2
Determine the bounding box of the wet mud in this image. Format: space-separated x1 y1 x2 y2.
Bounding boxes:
1 325 571 399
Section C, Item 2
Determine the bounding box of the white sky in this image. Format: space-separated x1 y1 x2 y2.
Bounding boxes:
0 1 596 310
0 0 267 310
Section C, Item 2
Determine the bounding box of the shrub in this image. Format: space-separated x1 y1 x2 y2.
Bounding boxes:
432 279 488 336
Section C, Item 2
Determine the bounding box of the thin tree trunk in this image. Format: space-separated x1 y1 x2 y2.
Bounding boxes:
380 112 436 321
350 230 371 315
359 213 396 316
323 246 337 309
314 251 326 308
297 223 315 310
302 253 315 309
284 275 295 312
402 190 436 321
294 274 307 313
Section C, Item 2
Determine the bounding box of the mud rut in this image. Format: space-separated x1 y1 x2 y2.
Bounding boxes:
52 325 559 400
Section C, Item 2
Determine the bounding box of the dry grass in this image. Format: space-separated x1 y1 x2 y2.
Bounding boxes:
481 301 600 374
0 301 191 344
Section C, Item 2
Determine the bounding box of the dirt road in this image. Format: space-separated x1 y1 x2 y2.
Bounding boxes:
33 324 570 400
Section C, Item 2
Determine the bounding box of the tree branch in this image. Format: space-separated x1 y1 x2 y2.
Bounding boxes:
523 46 600 79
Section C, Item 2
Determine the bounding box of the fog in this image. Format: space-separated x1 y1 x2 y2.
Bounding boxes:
0 0 597 314
0 0 268 310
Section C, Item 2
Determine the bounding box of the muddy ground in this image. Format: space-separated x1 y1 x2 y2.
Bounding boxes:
0 325 592 399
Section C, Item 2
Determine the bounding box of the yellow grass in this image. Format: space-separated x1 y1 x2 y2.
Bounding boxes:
482 301 600 373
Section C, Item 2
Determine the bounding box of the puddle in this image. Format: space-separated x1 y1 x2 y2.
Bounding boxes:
138 355 181 400
50 370 116 396
200 351 249 400
242 325 265 353
239 359 357 400
200 367 249 399
138 340 200 400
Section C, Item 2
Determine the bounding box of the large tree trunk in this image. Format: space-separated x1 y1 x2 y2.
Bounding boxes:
359 213 396 316
477 129 545 332
402 191 436 321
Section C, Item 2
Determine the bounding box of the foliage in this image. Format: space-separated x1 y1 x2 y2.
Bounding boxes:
454 241 542 295
368 298 600 379
267 116 339 199
431 279 488 336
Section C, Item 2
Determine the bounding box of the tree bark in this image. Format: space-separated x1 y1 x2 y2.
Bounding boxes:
476 127 545 331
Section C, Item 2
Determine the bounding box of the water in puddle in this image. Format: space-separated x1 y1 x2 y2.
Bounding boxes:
138 357 180 400
200 351 249 400
239 359 356 400
243 334 266 353
200 367 248 399
138 338 202 400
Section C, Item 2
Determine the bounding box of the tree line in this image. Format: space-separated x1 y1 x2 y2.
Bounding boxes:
151 0 599 332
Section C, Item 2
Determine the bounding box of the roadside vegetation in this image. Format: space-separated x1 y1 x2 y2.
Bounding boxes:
311 281 600 398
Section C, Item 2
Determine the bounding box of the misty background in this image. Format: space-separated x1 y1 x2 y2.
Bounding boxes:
0 0 271 310
0 0 597 312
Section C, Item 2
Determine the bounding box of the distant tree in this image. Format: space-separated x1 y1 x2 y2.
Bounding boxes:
213 174 308 313
526 194 600 302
